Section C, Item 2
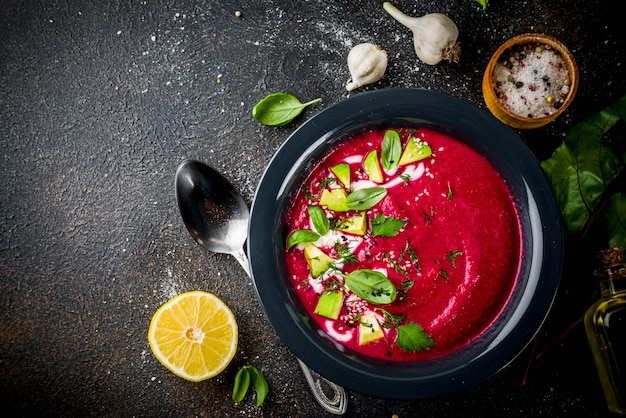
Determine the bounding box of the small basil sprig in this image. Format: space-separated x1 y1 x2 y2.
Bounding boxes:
307 205 329 235
346 187 387 210
252 92 321 126
233 365 269 406
381 130 401 172
343 269 396 304
287 230 320 248
286 205 329 248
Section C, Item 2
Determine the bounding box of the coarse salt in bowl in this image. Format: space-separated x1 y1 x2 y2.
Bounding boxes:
482 33 578 129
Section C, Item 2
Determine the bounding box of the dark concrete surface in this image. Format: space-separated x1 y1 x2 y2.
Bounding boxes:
1 0 624 416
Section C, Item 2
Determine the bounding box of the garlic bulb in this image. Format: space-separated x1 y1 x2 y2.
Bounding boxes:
345 43 388 91
383 2 461 65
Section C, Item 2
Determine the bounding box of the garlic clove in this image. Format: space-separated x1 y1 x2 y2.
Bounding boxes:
346 43 388 92
383 2 461 65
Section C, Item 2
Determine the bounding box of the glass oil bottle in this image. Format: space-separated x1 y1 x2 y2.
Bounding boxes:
584 247 626 415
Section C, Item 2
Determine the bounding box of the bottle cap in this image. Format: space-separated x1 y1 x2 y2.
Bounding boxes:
596 247 625 270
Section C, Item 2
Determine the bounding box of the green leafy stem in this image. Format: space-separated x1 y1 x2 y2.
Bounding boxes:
541 94 626 251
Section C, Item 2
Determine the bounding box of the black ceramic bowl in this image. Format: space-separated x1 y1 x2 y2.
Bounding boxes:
248 88 563 399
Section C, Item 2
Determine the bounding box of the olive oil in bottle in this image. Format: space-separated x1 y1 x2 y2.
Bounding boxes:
584 247 626 415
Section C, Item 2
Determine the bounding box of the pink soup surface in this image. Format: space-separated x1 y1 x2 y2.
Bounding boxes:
284 127 522 361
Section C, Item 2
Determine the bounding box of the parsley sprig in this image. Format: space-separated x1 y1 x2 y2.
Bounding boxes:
377 308 435 352
371 214 407 237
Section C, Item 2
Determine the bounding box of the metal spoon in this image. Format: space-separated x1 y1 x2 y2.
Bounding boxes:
175 160 348 415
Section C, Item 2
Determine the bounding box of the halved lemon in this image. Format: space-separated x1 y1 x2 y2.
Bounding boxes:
148 290 238 382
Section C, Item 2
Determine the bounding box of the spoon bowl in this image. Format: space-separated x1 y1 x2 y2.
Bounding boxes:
175 160 250 275
174 159 347 415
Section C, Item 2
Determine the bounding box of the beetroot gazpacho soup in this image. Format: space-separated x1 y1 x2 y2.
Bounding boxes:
284 127 522 361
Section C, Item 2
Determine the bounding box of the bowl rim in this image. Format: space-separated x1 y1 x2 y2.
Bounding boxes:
248 88 563 399
483 32 579 126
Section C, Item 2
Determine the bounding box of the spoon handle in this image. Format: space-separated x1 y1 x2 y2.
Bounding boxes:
296 358 348 415
232 249 251 277
240 251 347 414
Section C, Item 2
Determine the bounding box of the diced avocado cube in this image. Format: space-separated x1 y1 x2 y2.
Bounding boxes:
303 243 335 277
336 211 367 236
363 150 384 183
331 163 351 189
319 188 349 212
314 290 344 319
398 137 432 166
358 313 385 346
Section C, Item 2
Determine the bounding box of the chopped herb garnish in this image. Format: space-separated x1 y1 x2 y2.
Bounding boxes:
422 211 432 225
303 184 317 201
447 182 453 201
323 277 344 291
401 240 420 271
401 278 414 293
397 173 411 183
371 213 407 237
335 243 358 265
398 278 415 299
318 177 336 189
446 250 464 268
359 319 373 329
376 308 407 329
380 251 408 275
439 269 449 280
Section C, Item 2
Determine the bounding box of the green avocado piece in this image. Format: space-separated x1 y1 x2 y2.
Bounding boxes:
363 150 384 183
398 137 432 166
358 313 385 345
336 211 367 236
314 290 344 319
331 162 351 189
303 243 335 277
319 188 349 212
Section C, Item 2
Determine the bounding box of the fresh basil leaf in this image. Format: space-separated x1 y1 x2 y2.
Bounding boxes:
252 92 321 126
381 130 401 172
346 187 387 210
247 366 269 407
232 366 251 403
474 0 489 9
307 205 329 235
396 322 435 352
287 229 320 248
608 192 626 250
371 213 407 237
344 269 396 304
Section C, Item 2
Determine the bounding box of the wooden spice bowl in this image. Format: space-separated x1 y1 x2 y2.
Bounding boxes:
482 33 578 129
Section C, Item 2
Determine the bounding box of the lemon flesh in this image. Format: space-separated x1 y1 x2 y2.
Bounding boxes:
148 290 238 382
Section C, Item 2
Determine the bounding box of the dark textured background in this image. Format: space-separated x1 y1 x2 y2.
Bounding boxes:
1 0 624 416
